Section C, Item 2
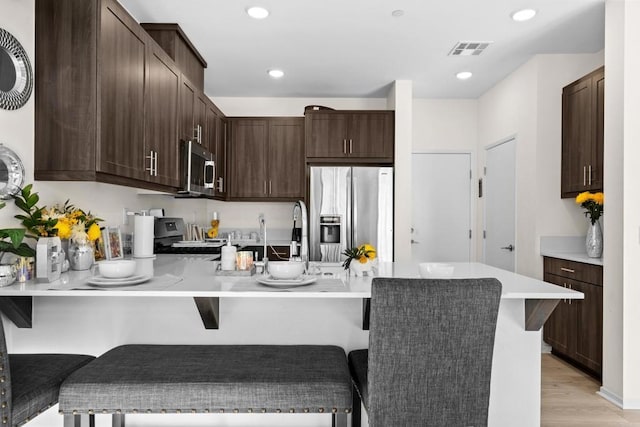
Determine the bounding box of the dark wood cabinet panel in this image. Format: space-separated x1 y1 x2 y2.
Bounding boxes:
214 117 229 200
268 118 305 198
144 43 180 187
141 23 207 91
573 281 603 373
561 67 604 198
179 77 196 143
229 118 305 201
305 110 394 162
543 257 602 379
34 0 185 193
230 120 269 198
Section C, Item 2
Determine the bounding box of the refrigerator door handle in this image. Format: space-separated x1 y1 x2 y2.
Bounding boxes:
352 174 358 248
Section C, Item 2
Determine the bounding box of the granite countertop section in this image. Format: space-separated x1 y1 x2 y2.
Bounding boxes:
540 236 603 266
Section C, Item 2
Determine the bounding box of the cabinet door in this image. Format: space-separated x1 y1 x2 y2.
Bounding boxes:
305 113 348 158
348 112 394 159
561 79 592 197
543 273 576 357
230 119 268 198
205 103 218 156
194 93 207 145
98 0 146 181
589 69 605 191
144 43 180 187
268 118 305 199
179 77 196 143
214 116 228 199
573 281 603 375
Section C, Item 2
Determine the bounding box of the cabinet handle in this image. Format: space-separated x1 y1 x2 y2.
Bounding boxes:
583 166 587 186
154 151 158 176
269 180 272 195
343 139 347 154
560 267 575 273
264 181 267 194
349 139 353 154
568 283 572 304
588 165 592 186
145 150 154 175
217 177 224 192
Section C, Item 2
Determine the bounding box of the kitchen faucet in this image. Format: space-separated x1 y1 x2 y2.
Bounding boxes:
292 200 309 271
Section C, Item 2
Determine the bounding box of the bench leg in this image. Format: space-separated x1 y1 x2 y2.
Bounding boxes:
112 413 125 427
352 384 362 427
332 413 347 427
63 414 95 427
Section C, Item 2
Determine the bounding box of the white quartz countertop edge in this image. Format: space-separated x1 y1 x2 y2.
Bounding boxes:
540 251 603 266
0 258 582 300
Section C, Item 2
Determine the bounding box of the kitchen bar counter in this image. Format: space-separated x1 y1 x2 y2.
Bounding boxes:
0 256 581 427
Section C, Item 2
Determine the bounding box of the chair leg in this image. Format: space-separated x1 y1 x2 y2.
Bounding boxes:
332 413 347 427
112 413 125 427
352 384 362 427
63 414 94 427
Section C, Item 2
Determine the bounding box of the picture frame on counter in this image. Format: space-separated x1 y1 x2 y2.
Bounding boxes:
94 231 107 261
103 226 123 260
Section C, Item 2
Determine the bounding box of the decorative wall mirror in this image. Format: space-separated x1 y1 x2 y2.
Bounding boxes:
0 28 33 110
0 144 24 199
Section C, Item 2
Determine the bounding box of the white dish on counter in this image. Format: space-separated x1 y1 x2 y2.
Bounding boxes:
87 275 152 287
255 275 317 287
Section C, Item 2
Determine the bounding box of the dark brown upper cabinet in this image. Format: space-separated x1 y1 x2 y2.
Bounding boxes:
305 110 394 163
205 101 228 200
561 67 604 198
141 23 207 91
229 118 305 201
34 0 180 192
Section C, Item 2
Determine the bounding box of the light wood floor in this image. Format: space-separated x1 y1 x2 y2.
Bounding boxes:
542 354 640 426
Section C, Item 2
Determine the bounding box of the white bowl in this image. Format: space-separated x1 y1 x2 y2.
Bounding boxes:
98 260 136 279
268 261 305 280
418 263 454 278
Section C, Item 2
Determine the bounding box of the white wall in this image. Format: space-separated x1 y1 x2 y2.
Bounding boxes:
477 52 603 277
412 99 478 152
600 0 640 409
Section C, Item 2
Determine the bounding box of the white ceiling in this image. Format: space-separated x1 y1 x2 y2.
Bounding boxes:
119 0 605 99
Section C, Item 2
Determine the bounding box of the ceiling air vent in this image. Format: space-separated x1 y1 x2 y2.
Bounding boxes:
448 41 492 56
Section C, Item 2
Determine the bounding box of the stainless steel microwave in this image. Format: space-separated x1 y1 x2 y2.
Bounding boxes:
179 140 215 197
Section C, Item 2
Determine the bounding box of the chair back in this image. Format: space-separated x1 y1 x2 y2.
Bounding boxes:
367 277 502 427
0 315 12 426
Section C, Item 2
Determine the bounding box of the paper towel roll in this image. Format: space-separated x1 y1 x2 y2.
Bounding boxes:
221 244 237 271
133 215 155 258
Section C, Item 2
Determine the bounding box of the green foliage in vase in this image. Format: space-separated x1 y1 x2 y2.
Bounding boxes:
0 200 36 257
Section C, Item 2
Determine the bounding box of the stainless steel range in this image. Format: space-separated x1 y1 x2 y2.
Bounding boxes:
154 217 225 256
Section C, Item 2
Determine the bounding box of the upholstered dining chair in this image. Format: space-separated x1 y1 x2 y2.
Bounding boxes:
349 277 502 427
0 314 95 426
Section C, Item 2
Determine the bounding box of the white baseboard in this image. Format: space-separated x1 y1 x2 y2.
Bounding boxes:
598 387 623 408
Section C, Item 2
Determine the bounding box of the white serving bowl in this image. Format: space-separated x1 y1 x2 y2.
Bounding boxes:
268 261 305 280
97 260 136 279
418 263 454 278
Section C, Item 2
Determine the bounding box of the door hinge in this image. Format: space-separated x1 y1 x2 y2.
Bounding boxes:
483 230 486 239
484 166 487 176
469 169 472 179
469 230 472 239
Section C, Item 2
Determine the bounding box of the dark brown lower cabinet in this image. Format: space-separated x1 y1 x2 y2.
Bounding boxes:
543 257 603 378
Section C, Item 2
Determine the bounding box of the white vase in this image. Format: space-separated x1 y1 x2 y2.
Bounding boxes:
349 259 374 277
586 220 603 258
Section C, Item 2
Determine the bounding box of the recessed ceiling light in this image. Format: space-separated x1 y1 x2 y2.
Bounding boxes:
268 69 284 78
247 6 269 19
456 71 473 80
391 10 404 17
511 8 536 22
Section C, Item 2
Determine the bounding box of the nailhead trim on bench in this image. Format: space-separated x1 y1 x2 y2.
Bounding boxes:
60 407 353 415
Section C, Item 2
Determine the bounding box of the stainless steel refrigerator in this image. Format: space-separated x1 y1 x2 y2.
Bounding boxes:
309 166 393 263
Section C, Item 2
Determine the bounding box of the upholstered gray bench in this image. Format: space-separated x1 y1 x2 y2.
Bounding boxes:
59 344 352 427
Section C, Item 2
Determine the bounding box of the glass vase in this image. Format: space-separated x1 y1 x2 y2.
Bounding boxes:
586 220 603 258
68 240 95 271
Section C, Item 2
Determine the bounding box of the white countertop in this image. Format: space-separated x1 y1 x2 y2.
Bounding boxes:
539 235 603 266
0 256 583 300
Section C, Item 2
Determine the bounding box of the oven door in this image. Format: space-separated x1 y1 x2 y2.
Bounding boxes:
180 140 215 196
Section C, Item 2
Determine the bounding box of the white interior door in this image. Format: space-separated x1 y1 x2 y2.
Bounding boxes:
484 138 516 271
411 153 472 263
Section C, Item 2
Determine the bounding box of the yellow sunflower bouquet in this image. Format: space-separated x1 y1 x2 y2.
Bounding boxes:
575 191 604 225
342 243 377 270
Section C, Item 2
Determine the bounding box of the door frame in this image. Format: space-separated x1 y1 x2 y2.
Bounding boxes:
411 149 477 262
482 135 518 270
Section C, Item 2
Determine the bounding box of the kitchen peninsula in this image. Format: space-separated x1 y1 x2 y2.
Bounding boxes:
0 257 581 427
